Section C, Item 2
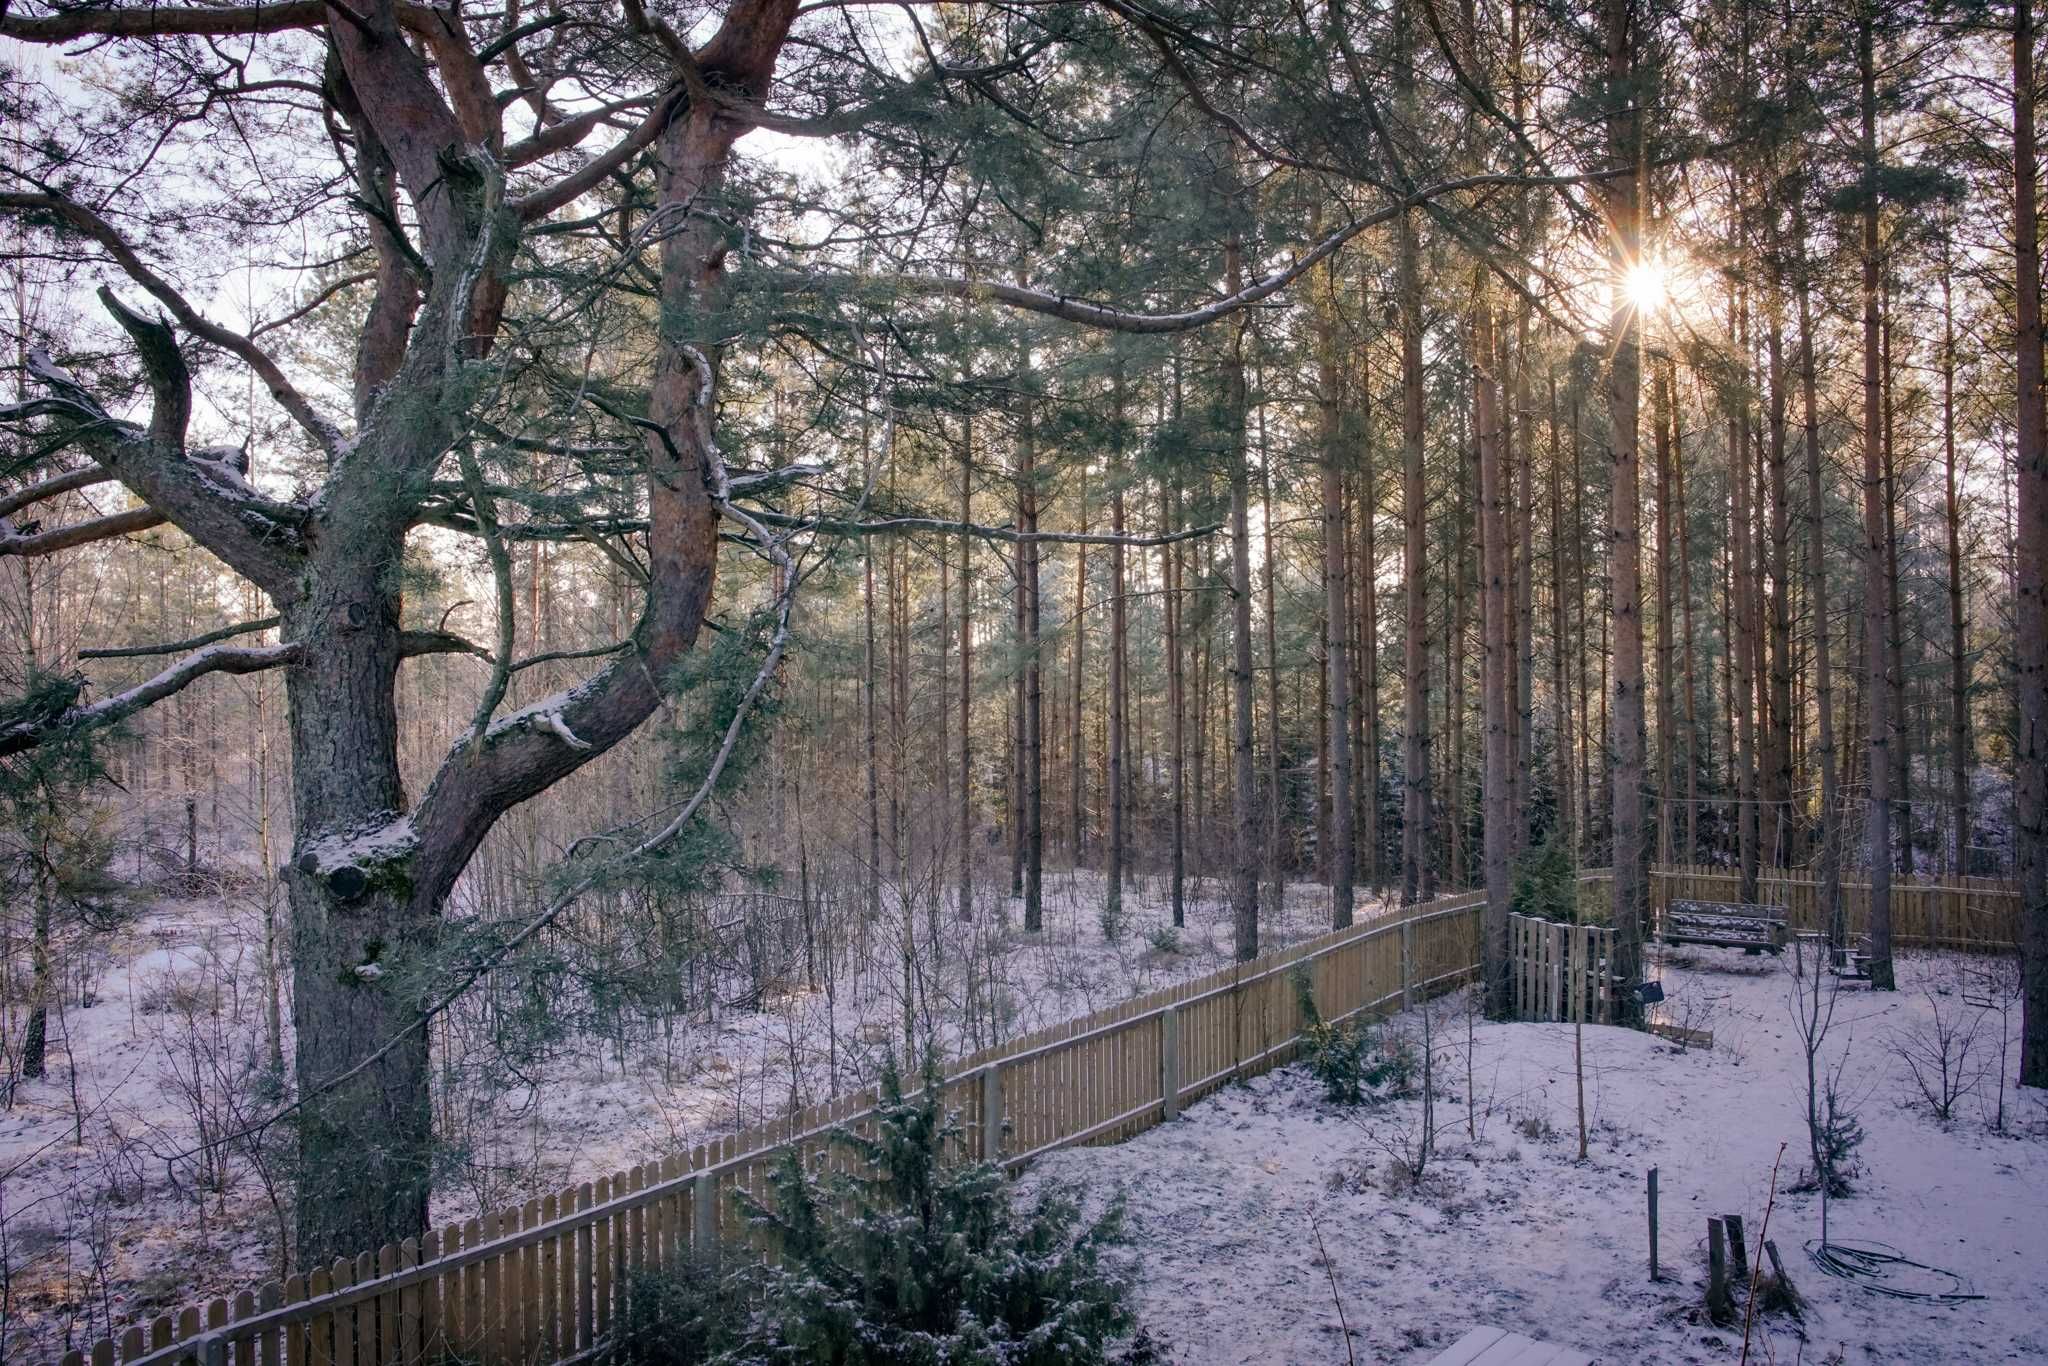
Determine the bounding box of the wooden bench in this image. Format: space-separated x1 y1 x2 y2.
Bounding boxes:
1662 900 1788 953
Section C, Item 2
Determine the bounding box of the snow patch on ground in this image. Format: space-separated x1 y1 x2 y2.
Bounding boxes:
1026 948 2048 1365
0 866 1387 1361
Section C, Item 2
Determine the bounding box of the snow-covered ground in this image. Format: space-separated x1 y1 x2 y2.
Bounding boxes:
0 865 1393 1363
1028 946 2048 1365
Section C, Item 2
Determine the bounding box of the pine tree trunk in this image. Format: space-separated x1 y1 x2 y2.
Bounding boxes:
2011 0 2048 1085
1020 376 1045 933
1859 7 1896 988
1108 367 1129 935
1010 533 1025 901
1477 290 1513 1016
1400 202 1433 905
1362 430 1382 892
960 427 975 922
1881 280 1912 877
1451 436 1471 889
1603 0 1647 1007
865 499 883 923
1796 203 1844 943
1677 390 1701 865
1655 363 1676 867
1069 470 1087 867
1260 401 1285 915
1318 265 1356 929
1167 479 1188 928
1550 377 1577 856
21 866 51 1080
1227 239 1260 959
1732 280 1761 903
1766 300 1796 874
282 569 430 1261
1939 263 1971 876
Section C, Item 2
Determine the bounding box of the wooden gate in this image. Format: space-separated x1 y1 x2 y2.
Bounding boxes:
1509 914 1615 1024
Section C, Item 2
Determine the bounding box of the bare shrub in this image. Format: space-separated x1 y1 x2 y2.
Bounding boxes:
1887 990 1987 1122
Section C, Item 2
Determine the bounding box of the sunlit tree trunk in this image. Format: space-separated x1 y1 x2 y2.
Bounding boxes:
1477 286 1512 1015
1858 5 1896 988
2012 0 2048 1085
1259 393 1285 915
1318 261 1356 928
1938 257 1971 877
959 425 976 922
1398 3 1433 905
1765 294 1795 874
1107 366 1130 934
1227 239 1260 960
1602 0 1647 1006
1655 363 1676 867
1795 201 1843 943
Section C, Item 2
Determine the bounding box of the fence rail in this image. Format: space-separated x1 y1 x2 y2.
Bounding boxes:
56 864 2016 1366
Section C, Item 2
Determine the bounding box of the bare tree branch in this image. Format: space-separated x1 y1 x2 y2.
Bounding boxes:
79 616 281 659
0 192 346 454
0 464 117 520
0 506 168 557
0 643 298 758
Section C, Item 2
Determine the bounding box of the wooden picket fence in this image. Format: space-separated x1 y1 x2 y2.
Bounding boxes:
61 888 1486 1366
1509 913 1616 1024
1650 864 2021 951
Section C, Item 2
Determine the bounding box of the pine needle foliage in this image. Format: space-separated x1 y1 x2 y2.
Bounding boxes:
1292 966 1414 1106
729 1053 1137 1364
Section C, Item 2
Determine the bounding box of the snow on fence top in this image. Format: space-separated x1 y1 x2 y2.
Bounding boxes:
55 867 2018 1366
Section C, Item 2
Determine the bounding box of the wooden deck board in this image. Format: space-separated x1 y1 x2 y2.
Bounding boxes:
1427 1326 1595 1366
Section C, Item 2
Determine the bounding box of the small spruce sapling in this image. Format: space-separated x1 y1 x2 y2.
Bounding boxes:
1510 836 1578 922
734 1053 1137 1364
1293 967 1414 1106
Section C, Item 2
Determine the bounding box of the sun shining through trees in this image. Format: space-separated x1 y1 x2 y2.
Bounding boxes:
1625 258 1671 317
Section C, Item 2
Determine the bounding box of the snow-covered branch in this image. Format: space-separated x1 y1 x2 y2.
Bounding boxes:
0 642 299 758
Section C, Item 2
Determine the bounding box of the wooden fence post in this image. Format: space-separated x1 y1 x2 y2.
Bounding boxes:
1724 1213 1748 1281
1160 1008 1181 1121
980 1063 1004 1161
1401 917 1417 1010
1706 1217 1735 1323
1647 1168 1660 1281
692 1172 716 1252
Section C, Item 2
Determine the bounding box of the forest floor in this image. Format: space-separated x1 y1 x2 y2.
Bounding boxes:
0 863 1391 1362
1027 946 2048 1365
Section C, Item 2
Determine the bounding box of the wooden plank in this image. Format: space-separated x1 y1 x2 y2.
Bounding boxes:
1424 1326 1511 1365
351 1253 375 1366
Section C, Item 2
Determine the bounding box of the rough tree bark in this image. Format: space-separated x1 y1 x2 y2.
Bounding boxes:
1019 354 1046 933
2013 0 2048 1085
1399 206 1433 905
1795 200 1844 945
1227 245 1261 961
1939 254 1971 876
1603 0 1648 1007
959 426 975 922
1477 287 1513 1017
1858 5 1896 989
1108 365 1130 934
1317 262 1356 929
